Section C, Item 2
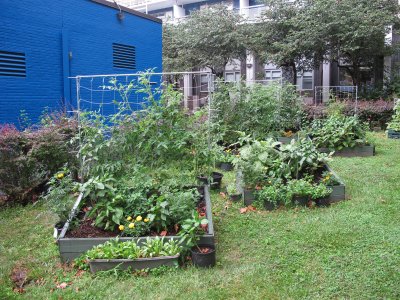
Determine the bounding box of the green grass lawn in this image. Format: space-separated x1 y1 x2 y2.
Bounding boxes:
1 132 399 299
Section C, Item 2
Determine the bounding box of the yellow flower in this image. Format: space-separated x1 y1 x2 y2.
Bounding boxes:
56 173 64 179
128 223 135 229
144 218 149 223
118 225 125 231
126 216 132 221
136 216 143 222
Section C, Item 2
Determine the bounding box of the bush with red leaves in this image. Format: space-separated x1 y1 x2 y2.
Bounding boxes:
303 100 394 128
0 114 78 205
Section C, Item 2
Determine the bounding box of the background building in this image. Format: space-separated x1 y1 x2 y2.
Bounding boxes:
117 0 395 104
0 0 162 125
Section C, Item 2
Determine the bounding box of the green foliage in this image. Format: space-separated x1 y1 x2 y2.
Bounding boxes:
82 237 182 261
212 82 303 143
309 115 369 150
163 5 246 74
256 177 332 209
249 0 399 86
387 101 400 131
235 137 331 187
43 168 78 222
178 211 209 250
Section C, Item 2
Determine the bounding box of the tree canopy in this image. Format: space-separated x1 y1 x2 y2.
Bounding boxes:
247 0 400 85
163 5 247 76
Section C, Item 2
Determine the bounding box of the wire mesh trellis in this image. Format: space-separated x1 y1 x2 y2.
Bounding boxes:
71 71 216 181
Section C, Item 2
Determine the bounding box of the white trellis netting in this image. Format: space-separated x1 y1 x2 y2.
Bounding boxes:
71 71 216 180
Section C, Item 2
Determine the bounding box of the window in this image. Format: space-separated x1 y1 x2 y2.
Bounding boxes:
200 74 215 92
200 74 209 92
225 71 241 82
265 69 282 83
0 50 26 77
112 43 136 70
297 71 313 90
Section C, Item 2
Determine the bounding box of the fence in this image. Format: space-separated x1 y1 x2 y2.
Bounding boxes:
314 86 358 105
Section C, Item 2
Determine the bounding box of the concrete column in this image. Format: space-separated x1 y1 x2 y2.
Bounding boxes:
322 62 331 103
246 51 256 85
183 74 193 109
384 25 393 85
239 0 249 17
173 5 186 19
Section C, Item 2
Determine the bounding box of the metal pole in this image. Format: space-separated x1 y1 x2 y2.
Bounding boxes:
76 76 84 183
355 86 358 116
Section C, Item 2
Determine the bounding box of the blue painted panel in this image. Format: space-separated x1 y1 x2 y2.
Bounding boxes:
0 0 162 125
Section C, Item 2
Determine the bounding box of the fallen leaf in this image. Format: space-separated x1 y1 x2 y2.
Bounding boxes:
239 207 248 214
57 282 68 289
174 224 179 233
247 205 257 211
160 230 167 237
11 266 28 289
219 192 226 198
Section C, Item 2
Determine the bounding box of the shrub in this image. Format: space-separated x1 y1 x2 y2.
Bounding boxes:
303 100 394 128
0 115 78 205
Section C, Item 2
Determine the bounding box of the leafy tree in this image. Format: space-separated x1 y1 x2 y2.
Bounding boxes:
163 5 247 76
247 0 400 86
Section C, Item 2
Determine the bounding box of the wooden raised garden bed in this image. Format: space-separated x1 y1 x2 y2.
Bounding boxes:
57 186 215 263
88 255 180 273
388 129 400 139
238 163 345 208
318 144 375 157
323 164 345 204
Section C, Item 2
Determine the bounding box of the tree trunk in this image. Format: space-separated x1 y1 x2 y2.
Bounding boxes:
281 62 296 85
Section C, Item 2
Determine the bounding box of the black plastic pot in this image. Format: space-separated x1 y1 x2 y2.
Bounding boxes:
53 221 65 238
243 188 255 206
229 193 242 202
292 195 310 206
218 162 234 172
316 197 331 207
190 244 216 268
264 200 276 211
197 172 223 190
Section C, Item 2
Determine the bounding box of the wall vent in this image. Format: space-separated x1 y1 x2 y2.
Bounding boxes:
112 43 136 70
0 50 26 77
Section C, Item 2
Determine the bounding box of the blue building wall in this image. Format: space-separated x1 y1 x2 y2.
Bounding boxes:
0 0 162 125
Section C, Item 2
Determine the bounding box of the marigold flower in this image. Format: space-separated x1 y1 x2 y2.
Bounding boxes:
144 218 150 223
136 216 143 222
126 216 132 221
128 223 135 229
56 173 64 179
118 225 125 231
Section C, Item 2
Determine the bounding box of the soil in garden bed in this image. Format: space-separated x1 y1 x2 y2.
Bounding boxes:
65 200 208 238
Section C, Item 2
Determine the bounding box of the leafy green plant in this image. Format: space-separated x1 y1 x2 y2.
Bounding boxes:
178 211 209 251
255 180 291 208
280 138 331 179
309 115 369 150
82 237 182 261
43 168 78 222
387 101 400 132
287 179 332 200
321 171 341 186
226 183 240 195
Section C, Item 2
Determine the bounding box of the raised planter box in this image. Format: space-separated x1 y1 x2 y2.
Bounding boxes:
237 163 346 208
88 255 180 273
319 144 375 157
57 186 215 263
324 164 346 204
388 129 400 139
